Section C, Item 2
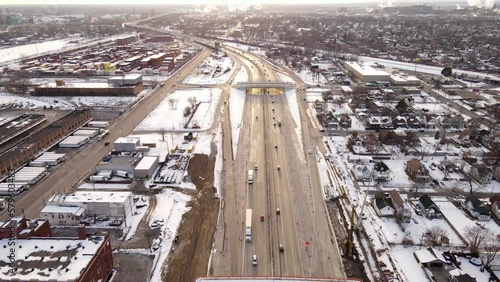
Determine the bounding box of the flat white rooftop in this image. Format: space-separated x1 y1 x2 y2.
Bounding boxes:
115 136 140 144
0 236 105 281
49 191 132 204
345 61 389 77
135 156 158 170
42 82 110 88
41 205 85 216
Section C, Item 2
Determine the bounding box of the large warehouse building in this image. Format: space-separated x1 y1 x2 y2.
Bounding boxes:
0 109 91 177
344 61 390 82
47 191 135 225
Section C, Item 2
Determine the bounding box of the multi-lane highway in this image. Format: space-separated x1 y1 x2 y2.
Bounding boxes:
212 47 345 278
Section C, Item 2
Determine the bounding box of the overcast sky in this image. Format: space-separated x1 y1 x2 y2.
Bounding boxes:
0 0 453 5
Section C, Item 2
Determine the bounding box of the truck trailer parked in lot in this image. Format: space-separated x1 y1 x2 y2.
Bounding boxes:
245 209 252 242
247 169 253 184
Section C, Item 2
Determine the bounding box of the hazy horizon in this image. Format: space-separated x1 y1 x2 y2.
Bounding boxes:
0 0 489 6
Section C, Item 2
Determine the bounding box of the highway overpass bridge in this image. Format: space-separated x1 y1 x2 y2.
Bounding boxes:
233 82 295 90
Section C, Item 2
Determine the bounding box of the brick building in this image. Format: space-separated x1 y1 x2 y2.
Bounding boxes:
0 217 51 239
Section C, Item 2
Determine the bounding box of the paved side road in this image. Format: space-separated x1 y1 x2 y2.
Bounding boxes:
0 48 212 220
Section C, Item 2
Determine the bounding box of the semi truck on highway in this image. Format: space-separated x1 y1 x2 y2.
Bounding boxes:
247 169 253 184
245 209 252 241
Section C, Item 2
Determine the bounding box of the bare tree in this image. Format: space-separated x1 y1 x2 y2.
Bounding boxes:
482 233 500 268
183 106 192 117
1 71 30 95
188 96 197 109
464 225 489 254
168 98 178 110
423 226 448 246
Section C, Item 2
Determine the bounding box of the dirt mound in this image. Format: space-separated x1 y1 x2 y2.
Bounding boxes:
162 153 220 282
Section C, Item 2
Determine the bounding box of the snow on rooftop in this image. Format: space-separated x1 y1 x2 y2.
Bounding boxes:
0 236 105 281
41 205 85 215
346 61 390 76
115 136 140 144
40 82 110 88
135 156 158 171
49 191 132 204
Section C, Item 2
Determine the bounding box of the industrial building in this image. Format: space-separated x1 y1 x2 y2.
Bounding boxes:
134 156 159 178
390 74 421 86
0 226 113 282
114 136 141 152
0 114 46 147
0 108 91 177
0 217 51 239
344 61 390 82
33 74 144 96
47 191 134 224
40 205 86 226
96 155 142 178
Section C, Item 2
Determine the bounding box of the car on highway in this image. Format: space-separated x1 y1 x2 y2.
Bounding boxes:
279 244 284 252
277 165 280 170
160 82 164 87
276 208 280 215
252 255 258 266
260 215 264 221
254 165 258 170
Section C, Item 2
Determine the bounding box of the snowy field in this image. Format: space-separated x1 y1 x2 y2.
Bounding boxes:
391 246 429 282
183 55 235 85
136 88 221 131
148 189 191 282
224 42 267 56
359 56 500 81
0 88 149 110
436 200 500 237
228 67 249 159
229 88 246 159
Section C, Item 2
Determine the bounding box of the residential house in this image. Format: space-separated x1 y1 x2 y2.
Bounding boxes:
449 269 477 282
425 115 438 129
418 194 442 219
469 165 493 185
465 195 490 221
322 112 340 129
353 164 371 182
407 115 424 128
339 114 352 128
414 247 446 267
379 129 407 145
392 116 407 128
469 129 490 145
495 165 500 183
373 161 391 181
440 115 466 129
389 190 411 223
373 193 395 217
406 159 431 183
313 100 324 112
366 116 393 130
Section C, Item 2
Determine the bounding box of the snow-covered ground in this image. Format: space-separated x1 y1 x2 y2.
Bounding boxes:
0 34 134 65
124 196 150 241
294 69 328 85
228 67 248 159
183 55 235 85
148 189 191 282
136 88 221 131
213 123 223 197
359 56 500 81
391 246 430 282
0 88 150 110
